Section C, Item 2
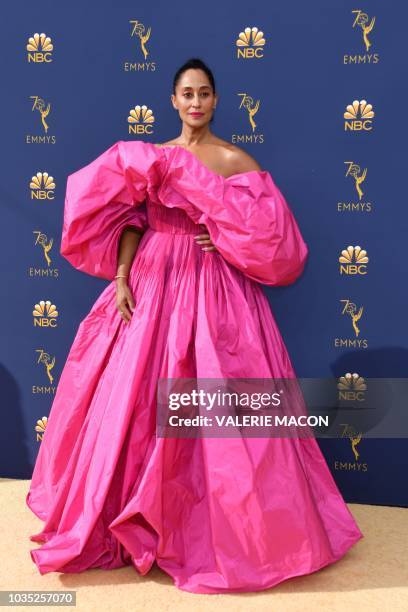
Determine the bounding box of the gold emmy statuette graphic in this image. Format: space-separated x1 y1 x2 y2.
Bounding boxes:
33 300 59 327
345 161 367 201
340 299 364 337
130 20 151 59
337 373 367 401
35 416 48 441
236 26 265 58
30 172 56 200
33 230 53 267
238 93 260 132
341 424 363 461
127 105 155 134
344 99 374 131
26 32 53 62
339 245 369 275
36 349 56 385
30 96 51 133
352 10 375 52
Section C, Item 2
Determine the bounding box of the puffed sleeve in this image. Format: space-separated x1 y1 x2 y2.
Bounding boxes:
157 147 309 286
60 140 161 280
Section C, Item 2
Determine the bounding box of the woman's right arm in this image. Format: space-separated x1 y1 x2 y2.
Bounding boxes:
115 226 143 322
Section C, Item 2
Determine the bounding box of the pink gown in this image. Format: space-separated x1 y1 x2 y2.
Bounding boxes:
26 140 363 594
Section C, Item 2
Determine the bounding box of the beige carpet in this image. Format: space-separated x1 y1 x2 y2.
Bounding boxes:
1 478 407 612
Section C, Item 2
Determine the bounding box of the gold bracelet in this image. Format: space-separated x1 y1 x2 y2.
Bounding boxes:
114 274 128 279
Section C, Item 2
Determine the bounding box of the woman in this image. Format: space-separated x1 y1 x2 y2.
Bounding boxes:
26 57 363 594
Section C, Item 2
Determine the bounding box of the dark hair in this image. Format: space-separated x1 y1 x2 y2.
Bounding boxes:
172 57 216 95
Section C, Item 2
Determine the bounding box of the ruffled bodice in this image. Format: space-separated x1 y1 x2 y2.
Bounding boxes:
145 195 206 235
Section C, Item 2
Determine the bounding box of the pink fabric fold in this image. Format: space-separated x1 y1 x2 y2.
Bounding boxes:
60 141 163 280
157 144 309 285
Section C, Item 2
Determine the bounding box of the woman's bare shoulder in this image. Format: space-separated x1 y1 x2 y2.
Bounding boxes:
222 143 262 173
194 138 262 174
153 139 262 173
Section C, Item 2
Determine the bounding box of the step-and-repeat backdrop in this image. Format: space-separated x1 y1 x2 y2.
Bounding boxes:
1 1 407 506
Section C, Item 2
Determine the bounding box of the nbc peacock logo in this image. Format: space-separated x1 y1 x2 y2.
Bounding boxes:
339 245 369 275
337 373 367 401
33 300 59 327
30 172 55 200
34 416 48 441
344 99 374 131
26 33 53 63
127 105 155 134
236 26 265 59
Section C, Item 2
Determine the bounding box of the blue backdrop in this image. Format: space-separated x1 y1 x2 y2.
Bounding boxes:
1 0 407 506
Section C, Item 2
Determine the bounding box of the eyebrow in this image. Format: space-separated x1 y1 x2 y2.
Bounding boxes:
181 85 211 90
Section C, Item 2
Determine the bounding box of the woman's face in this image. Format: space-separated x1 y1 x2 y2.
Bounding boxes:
171 68 217 127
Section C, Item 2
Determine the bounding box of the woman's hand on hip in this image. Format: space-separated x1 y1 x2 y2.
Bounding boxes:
194 227 217 252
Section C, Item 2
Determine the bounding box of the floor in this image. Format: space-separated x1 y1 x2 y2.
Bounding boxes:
1 478 407 612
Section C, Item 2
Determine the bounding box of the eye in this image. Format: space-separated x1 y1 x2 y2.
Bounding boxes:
183 92 211 98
